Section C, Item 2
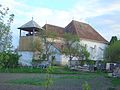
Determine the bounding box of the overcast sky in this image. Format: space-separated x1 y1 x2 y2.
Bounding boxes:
0 0 120 48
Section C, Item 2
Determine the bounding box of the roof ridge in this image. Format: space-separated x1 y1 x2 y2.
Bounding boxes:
72 20 89 25
44 24 64 29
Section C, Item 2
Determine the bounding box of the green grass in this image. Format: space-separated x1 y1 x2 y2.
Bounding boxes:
58 74 98 79
0 66 107 75
0 66 81 74
110 77 120 87
0 67 46 73
7 70 105 87
9 78 45 86
8 73 109 90
1 66 119 90
8 74 97 86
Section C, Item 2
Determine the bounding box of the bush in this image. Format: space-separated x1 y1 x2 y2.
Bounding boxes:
80 60 95 66
82 81 91 90
0 51 20 68
105 40 120 63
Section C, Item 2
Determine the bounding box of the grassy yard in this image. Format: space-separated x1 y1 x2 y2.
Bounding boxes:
0 66 120 90
7 73 114 90
0 66 83 74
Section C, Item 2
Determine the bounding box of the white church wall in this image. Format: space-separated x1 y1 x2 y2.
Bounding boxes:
18 51 33 66
61 55 69 65
49 45 69 66
17 39 107 66
80 39 107 61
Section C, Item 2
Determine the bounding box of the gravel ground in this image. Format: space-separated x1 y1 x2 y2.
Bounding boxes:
0 73 119 90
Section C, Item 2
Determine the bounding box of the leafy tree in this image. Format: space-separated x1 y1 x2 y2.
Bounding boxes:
34 37 43 53
0 5 19 69
105 39 120 63
109 36 118 45
62 33 90 66
0 51 20 68
40 30 57 61
0 4 14 52
75 43 90 61
62 33 79 66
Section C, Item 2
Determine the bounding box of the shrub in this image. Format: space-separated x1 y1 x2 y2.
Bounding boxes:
82 81 91 90
0 51 20 68
105 40 120 63
80 60 95 66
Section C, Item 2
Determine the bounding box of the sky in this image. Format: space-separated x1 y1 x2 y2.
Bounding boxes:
0 0 120 48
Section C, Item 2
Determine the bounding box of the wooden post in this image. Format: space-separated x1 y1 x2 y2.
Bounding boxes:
20 29 21 37
32 28 35 51
19 29 21 51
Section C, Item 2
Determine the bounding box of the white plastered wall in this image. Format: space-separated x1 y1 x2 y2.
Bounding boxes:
18 51 33 66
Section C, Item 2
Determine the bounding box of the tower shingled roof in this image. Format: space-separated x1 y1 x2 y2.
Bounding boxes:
18 20 41 31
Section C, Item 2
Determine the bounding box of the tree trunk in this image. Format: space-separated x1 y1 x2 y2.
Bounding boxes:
69 56 72 67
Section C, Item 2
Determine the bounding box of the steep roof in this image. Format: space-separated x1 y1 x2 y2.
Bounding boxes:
43 24 64 37
18 20 41 31
65 20 108 43
42 20 108 43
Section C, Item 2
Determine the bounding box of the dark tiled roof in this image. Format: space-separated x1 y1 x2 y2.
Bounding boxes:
18 20 41 31
43 24 64 37
65 20 108 43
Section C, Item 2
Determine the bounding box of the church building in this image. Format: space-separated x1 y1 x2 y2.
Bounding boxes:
18 19 108 66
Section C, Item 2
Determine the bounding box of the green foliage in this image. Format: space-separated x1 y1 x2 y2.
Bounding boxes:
82 47 90 60
0 67 46 73
109 36 118 45
110 77 120 87
79 60 95 66
107 87 116 90
76 44 90 61
40 30 58 61
62 33 79 60
41 54 47 60
62 33 90 66
0 51 20 68
34 38 43 53
82 81 91 90
0 4 14 51
105 40 120 63
9 78 45 86
63 32 80 43
86 60 95 65
8 71 109 90
44 66 54 90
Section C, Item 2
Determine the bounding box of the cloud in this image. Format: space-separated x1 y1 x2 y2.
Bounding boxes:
0 0 120 48
72 0 120 20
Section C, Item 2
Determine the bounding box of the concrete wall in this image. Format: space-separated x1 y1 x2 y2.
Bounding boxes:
18 51 33 66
